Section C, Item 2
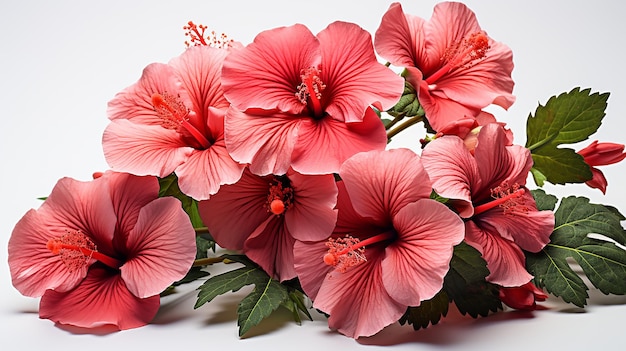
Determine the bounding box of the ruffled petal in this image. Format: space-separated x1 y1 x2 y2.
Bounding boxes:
465 221 533 287
291 108 387 175
339 148 431 222
197 168 272 250
102 119 193 177
374 2 425 68
222 24 319 114
314 253 405 338
382 199 464 305
284 171 337 242
121 197 196 298
421 135 480 217
244 216 296 281
39 266 160 330
318 21 403 123
224 107 300 176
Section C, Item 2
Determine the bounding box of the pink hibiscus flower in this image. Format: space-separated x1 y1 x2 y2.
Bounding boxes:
197 168 338 281
103 45 245 200
577 140 626 194
375 2 515 132
293 149 464 338
421 123 554 286
221 21 404 176
8 171 196 330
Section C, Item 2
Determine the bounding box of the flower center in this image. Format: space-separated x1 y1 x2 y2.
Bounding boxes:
425 31 490 86
266 176 294 215
473 182 528 216
323 231 395 272
46 229 122 270
151 92 211 149
295 66 326 118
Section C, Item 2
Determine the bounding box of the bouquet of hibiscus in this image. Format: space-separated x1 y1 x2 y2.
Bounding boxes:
8 1 626 340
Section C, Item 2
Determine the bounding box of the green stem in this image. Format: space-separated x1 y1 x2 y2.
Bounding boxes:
384 114 405 131
387 115 423 140
195 227 209 235
193 256 227 267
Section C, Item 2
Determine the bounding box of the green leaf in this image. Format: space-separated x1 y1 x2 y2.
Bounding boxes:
531 188 558 211
195 262 261 309
158 173 205 228
399 290 449 330
237 278 289 336
444 242 502 317
525 87 609 185
526 195 626 307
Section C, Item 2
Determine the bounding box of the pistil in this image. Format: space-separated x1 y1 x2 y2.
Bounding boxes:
323 231 395 272
266 177 294 215
152 93 211 149
473 186 526 216
425 31 490 85
296 66 326 118
47 230 122 270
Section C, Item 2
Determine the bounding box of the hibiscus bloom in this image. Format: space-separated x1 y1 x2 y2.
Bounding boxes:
577 140 626 194
198 168 338 281
375 2 515 132
421 123 554 286
221 21 404 176
293 149 464 338
103 45 245 200
8 171 196 330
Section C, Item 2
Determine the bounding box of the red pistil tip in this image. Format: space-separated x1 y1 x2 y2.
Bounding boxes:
324 236 367 273
183 21 234 49
266 179 293 216
474 182 528 216
270 199 285 215
296 66 325 117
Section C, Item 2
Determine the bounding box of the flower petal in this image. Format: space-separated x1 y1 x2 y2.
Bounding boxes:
339 148 431 222
382 199 464 305
244 216 296 281
318 21 404 123
291 108 387 175
121 197 196 298
39 266 160 330
465 221 533 286
375 2 425 68
103 119 194 177
222 24 319 114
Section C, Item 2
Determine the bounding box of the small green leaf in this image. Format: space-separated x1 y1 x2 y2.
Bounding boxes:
237 277 289 337
526 195 626 307
525 87 608 186
399 290 449 330
444 242 502 317
194 264 260 309
531 189 558 211
158 173 205 228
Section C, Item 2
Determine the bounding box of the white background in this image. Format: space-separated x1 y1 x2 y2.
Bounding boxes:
1 1 625 350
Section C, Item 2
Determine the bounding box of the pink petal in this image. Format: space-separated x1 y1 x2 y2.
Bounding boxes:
318 21 404 123
339 148 431 222
197 168 272 250
102 119 194 177
39 266 160 330
375 2 425 68
293 239 333 301
314 253 405 338
291 108 387 175
465 221 533 287
105 172 160 239
475 192 553 252
175 139 245 201
121 197 196 298
107 63 188 126
416 83 482 132
222 24 319 114
244 216 297 281
284 171 337 242
224 107 300 176
421 135 479 217
382 199 464 305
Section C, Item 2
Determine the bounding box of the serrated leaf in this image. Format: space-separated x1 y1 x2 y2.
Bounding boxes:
525 87 608 185
237 278 289 337
399 290 449 330
282 290 312 325
531 189 558 211
444 242 502 317
526 195 626 307
195 263 262 308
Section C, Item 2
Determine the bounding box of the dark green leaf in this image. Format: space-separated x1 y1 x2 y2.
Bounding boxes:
399 290 449 330
444 242 502 317
158 173 205 228
531 188 558 211
237 277 289 337
195 264 260 309
526 195 626 307
526 87 608 185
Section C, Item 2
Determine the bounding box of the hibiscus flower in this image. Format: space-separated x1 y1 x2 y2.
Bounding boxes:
102 45 245 200
421 123 554 286
221 21 404 176
375 2 515 132
293 149 464 338
8 171 196 330
197 168 338 281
